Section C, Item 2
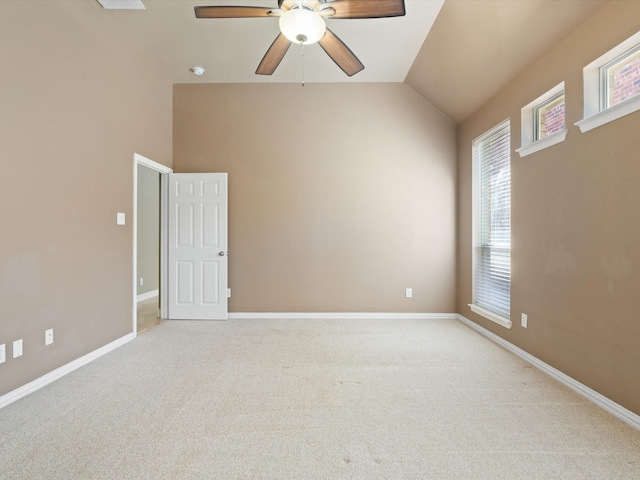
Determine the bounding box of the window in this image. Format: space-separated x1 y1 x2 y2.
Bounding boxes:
601 43 640 109
470 120 512 329
517 82 567 157
535 92 565 139
576 30 640 133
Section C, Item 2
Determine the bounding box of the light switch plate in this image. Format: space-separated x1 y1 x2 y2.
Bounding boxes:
0 344 5 363
13 339 23 358
405 288 412 298
117 212 126 225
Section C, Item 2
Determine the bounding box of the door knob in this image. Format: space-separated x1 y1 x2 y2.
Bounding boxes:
219 251 228 256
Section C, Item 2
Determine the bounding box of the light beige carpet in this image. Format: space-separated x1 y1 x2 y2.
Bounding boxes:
1 318 639 479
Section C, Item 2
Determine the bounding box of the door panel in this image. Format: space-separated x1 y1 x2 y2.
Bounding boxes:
177 205 194 246
202 262 219 304
177 261 194 304
168 173 228 320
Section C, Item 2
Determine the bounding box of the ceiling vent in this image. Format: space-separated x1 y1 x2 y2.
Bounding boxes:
96 0 145 10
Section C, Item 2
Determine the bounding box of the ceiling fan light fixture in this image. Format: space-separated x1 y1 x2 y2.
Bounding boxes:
279 8 326 45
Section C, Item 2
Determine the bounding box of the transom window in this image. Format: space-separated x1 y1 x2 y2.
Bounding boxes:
517 82 567 158
601 43 640 109
576 30 640 133
534 92 565 140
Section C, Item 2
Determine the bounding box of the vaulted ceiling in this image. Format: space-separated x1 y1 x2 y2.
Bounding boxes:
406 0 608 122
97 0 444 83
97 0 609 123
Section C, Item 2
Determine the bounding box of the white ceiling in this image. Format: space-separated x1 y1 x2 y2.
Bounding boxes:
97 0 444 84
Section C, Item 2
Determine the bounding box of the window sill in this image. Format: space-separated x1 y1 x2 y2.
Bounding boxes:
516 129 568 157
468 304 512 329
575 95 640 133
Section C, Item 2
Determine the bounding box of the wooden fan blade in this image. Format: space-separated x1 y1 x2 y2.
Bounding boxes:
318 28 364 77
195 6 275 18
322 0 405 19
256 34 291 75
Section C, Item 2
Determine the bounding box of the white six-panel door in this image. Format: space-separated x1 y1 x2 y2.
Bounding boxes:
168 173 228 320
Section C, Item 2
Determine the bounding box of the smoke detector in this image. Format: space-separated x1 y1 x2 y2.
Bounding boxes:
192 67 205 76
96 0 145 10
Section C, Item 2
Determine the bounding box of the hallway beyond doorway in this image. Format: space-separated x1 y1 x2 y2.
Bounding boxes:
137 296 161 334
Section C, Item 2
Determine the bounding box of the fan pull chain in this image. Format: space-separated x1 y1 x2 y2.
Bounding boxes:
300 42 305 87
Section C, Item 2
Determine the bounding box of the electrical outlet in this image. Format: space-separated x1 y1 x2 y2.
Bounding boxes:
13 339 23 358
139 278 144 286
405 288 412 298
521 313 528 328
45 329 54 346
0 344 5 363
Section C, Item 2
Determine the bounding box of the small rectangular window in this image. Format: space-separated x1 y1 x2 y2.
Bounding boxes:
576 30 640 133
534 92 565 140
601 43 640 109
517 83 567 157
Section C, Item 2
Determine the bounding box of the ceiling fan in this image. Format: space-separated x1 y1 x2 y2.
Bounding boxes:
194 0 406 77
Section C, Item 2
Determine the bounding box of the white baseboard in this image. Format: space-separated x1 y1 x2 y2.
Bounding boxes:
457 314 640 431
137 289 159 303
0 333 135 410
229 312 459 320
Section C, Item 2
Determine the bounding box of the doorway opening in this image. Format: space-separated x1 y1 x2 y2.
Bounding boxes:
133 153 172 336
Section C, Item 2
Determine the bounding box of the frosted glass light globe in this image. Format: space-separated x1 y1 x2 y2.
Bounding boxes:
279 8 326 45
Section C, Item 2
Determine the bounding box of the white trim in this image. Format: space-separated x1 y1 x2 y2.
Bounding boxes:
229 312 458 320
0 333 134 410
578 30 640 132
159 174 169 320
516 129 568 157
468 303 512 329
133 154 172 336
518 82 566 156
457 314 640 431
137 289 159 303
575 94 640 133
469 303 513 330
134 153 172 174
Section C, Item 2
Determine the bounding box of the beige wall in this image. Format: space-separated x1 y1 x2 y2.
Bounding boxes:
173 83 457 313
0 1 172 396
457 1 640 415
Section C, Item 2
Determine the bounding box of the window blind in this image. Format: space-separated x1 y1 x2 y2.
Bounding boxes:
473 121 511 319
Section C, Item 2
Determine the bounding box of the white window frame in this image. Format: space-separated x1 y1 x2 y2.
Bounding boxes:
600 43 640 110
517 82 567 158
470 119 512 329
576 30 640 133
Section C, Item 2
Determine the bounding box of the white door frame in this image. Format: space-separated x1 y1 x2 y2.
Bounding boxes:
133 153 173 335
